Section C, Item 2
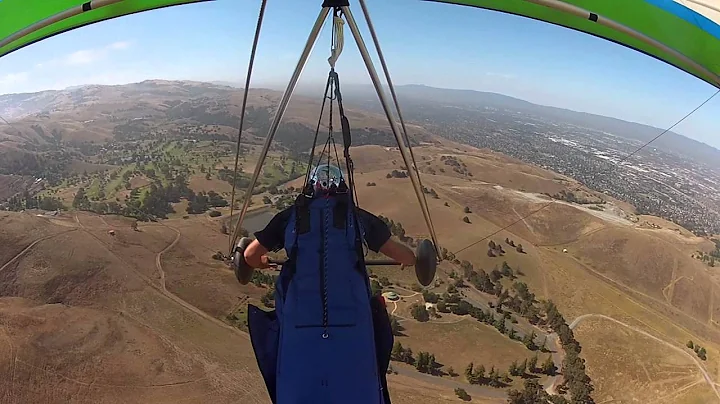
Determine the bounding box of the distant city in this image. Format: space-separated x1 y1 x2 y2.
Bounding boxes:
393 100 720 236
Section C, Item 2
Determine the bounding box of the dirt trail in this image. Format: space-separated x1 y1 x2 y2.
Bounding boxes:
0 229 78 273
156 224 181 291
569 314 720 401
74 214 249 340
11 214 532 401
562 251 716 337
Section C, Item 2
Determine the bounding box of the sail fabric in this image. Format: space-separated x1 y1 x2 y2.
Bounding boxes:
0 0 208 58
427 0 720 87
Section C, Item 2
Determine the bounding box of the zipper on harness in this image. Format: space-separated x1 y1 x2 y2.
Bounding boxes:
321 198 330 339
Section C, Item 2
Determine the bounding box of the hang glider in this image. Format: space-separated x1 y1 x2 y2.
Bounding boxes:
1 0 719 87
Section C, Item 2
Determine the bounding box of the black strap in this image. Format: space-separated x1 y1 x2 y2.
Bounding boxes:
279 195 309 299
294 194 311 234
330 71 372 290
333 199 347 229
331 71 352 155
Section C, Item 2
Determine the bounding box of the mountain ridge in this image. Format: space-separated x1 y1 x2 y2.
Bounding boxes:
1 80 717 165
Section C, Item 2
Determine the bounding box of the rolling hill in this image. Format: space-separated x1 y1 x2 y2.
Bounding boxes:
0 80 435 186
3 78 720 403
0 80 433 148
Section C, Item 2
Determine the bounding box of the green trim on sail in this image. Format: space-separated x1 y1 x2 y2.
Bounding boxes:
1 0 719 88
0 0 209 58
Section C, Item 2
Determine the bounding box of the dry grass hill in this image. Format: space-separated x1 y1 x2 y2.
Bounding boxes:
0 80 432 149
2 80 720 403
343 143 720 403
0 208 506 404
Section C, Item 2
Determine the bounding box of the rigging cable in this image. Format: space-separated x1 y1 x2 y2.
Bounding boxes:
341 6 442 258
228 0 268 254
306 11 346 186
304 75 333 187
452 87 720 256
357 0 440 258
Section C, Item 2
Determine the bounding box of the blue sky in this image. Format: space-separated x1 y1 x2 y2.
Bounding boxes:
0 0 718 148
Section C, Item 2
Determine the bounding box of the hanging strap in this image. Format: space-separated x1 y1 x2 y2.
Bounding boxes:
331 70 372 285
328 9 345 69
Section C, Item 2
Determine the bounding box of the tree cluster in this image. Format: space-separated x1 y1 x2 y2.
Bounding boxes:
386 169 408 179
260 289 275 308
687 340 707 360
440 155 472 176
550 189 601 205
186 190 228 214
390 342 444 376
454 388 471 401
410 303 430 322
422 290 439 304
508 355 555 378
422 186 439 199
487 239 506 257
432 284 534 350
696 241 720 267
250 271 277 289
272 194 296 210
390 316 403 336
438 246 459 265
507 379 568 404
217 167 252 189
464 362 508 388
70 174 204 221
391 342 415 365
6 191 66 212
377 215 415 246
497 279 541 325
544 300 595 403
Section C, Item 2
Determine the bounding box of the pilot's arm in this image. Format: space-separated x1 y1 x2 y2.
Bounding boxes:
243 239 271 269
361 209 416 266
242 208 292 270
379 238 416 266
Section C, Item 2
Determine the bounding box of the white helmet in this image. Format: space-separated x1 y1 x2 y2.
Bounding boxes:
310 164 343 190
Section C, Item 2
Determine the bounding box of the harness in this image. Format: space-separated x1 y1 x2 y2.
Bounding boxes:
247 66 392 404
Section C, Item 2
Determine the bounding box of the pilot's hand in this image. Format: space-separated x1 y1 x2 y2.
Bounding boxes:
259 255 271 269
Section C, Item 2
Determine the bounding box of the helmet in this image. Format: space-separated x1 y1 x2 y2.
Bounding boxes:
310 164 343 190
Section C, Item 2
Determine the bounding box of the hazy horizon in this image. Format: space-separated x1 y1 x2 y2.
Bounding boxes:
4 76 717 153
0 0 718 147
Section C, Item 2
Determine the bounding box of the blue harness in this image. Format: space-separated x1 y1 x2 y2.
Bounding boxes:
247 194 393 404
